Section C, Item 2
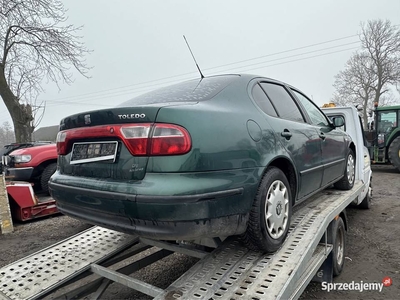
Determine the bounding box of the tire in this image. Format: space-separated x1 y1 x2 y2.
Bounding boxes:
40 163 57 195
358 178 372 209
242 167 292 253
327 217 346 277
334 149 355 190
388 136 400 172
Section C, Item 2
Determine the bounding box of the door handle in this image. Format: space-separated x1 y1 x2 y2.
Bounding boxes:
281 129 292 140
319 132 326 140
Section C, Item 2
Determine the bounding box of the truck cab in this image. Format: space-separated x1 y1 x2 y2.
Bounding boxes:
322 106 372 208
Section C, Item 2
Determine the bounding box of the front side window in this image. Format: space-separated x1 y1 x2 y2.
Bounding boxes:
260 83 305 123
292 90 329 126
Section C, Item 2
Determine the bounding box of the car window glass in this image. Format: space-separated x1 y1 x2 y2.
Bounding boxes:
378 111 397 134
118 76 239 106
397 111 400 128
260 83 304 123
251 84 278 117
292 90 329 126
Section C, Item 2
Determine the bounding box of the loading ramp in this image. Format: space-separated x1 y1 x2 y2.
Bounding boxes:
0 181 362 300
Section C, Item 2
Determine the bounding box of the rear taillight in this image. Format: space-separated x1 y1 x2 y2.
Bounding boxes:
56 123 191 156
150 124 191 155
56 131 67 155
120 125 151 155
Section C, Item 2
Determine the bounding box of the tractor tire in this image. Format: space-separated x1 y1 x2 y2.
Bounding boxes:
388 136 400 172
40 163 57 195
334 149 355 190
242 167 292 253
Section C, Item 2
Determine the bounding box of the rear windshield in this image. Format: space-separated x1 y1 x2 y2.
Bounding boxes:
118 75 239 106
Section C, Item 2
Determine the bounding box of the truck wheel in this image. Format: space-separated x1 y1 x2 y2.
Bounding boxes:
334 149 355 190
40 163 57 195
328 217 346 277
242 167 292 253
388 136 400 172
359 179 372 209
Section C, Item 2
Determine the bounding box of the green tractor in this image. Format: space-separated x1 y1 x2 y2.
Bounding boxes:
367 103 400 171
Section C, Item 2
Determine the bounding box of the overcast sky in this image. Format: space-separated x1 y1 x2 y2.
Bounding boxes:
1 0 400 129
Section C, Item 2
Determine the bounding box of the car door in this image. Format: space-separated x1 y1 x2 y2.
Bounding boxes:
252 82 323 200
291 90 347 187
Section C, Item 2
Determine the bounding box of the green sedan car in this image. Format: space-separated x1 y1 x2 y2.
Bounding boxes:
49 74 355 252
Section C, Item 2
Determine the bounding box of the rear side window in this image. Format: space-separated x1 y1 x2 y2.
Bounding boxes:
260 83 305 123
251 84 278 117
118 76 239 106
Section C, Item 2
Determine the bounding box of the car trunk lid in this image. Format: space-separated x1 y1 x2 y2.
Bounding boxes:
57 104 193 181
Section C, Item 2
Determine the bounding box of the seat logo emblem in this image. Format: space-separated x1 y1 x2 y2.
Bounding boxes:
84 114 91 124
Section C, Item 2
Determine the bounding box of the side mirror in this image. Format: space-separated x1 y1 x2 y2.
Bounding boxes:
332 116 345 128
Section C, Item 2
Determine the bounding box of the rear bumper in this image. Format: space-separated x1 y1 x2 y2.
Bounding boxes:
56 199 248 240
6 167 34 181
49 169 261 239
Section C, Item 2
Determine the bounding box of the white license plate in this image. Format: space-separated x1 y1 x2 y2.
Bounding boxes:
70 141 118 165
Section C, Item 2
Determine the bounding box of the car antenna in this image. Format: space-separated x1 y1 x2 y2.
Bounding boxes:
183 35 204 79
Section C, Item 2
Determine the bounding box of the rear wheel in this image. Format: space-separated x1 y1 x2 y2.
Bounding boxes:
334 149 355 190
40 163 57 195
328 217 346 276
388 136 400 172
243 167 292 252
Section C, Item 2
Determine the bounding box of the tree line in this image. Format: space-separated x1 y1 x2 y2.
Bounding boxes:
332 20 400 129
0 2 399 141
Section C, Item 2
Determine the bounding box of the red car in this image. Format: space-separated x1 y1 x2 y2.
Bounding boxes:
4 143 58 194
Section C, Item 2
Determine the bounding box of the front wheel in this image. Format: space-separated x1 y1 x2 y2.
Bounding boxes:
40 163 57 195
359 178 372 209
334 149 355 190
242 167 292 252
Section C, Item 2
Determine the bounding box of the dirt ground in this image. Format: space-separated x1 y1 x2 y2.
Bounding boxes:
0 164 399 299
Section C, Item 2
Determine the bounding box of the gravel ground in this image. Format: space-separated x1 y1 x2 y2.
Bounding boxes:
1 165 399 299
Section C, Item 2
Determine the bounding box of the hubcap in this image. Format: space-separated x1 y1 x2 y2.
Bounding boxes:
264 180 289 239
347 154 355 184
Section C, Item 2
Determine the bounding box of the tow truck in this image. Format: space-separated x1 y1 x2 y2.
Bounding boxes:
0 106 372 300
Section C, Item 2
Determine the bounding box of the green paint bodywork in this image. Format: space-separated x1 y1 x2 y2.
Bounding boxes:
49 74 352 238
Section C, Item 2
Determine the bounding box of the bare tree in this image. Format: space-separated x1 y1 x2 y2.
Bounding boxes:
332 20 400 129
0 0 90 142
0 121 15 147
332 53 375 127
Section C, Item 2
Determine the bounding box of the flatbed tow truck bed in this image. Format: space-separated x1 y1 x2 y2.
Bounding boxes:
0 181 363 300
